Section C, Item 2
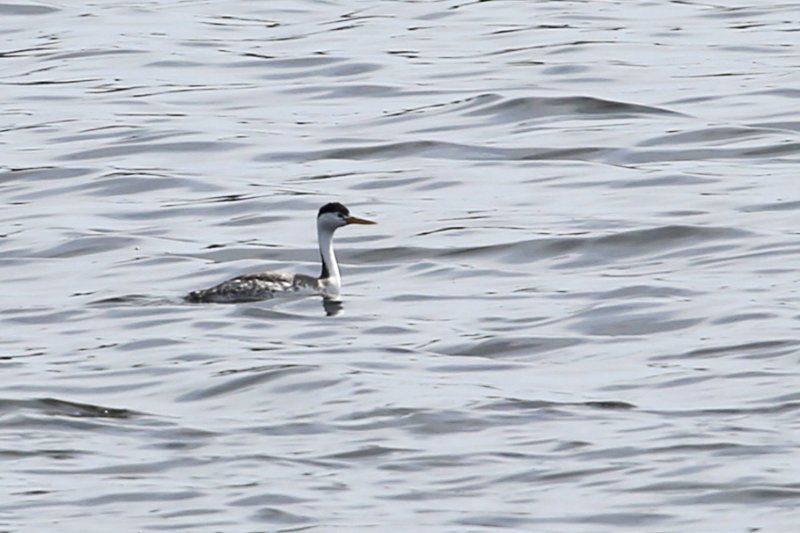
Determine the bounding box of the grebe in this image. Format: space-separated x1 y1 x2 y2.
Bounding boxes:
186 202 376 303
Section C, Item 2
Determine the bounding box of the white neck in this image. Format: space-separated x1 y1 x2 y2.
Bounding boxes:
318 225 341 295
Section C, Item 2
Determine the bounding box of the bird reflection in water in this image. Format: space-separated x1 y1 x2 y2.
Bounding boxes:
322 298 344 317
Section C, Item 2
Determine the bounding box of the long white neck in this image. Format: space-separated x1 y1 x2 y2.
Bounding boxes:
318 225 341 293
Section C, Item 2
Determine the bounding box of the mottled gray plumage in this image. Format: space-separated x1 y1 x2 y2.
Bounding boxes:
185 272 320 303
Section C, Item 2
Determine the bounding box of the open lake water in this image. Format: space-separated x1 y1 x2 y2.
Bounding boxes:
2 1 800 531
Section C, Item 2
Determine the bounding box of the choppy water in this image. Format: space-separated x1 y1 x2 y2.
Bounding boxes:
3 1 800 531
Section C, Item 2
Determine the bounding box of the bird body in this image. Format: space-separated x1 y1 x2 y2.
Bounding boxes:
186 203 375 303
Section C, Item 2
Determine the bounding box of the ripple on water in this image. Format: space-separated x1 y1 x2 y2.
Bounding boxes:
0 3 59 15
57 141 242 161
435 336 583 359
175 364 315 402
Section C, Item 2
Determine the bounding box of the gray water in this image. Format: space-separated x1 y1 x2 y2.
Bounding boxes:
3 1 800 531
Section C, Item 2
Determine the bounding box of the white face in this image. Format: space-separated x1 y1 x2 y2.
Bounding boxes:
317 211 349 231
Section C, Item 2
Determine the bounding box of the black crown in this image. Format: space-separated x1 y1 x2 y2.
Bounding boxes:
318 202 350 218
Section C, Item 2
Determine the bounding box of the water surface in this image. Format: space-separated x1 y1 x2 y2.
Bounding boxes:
2 1 800 531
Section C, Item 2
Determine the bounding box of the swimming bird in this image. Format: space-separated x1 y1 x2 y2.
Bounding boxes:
186 202 376 303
